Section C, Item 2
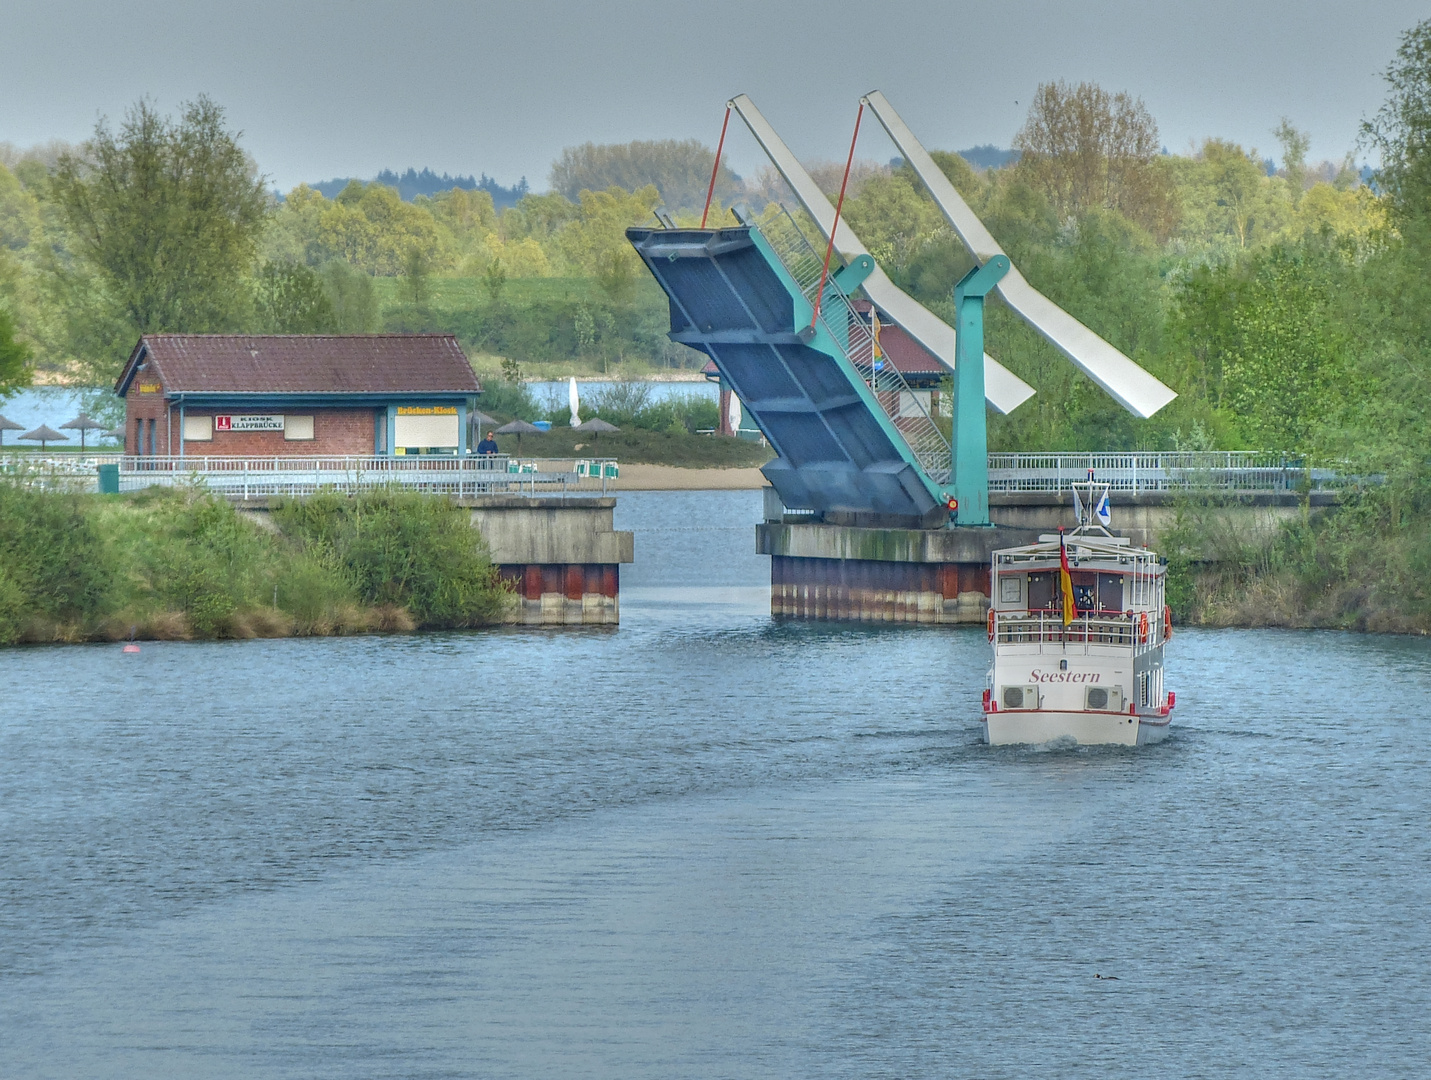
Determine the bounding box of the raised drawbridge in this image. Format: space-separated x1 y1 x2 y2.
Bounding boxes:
629 92 1177 529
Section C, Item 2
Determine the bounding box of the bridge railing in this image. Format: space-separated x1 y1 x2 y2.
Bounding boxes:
986 451 1328 493
3 453 619 497
756 207 953 485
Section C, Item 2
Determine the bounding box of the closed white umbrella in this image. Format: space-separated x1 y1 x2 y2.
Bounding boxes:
728 393 742 434
568 377 581 428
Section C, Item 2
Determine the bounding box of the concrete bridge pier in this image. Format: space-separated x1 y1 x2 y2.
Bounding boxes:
464 497 634 625
757 516 1039 624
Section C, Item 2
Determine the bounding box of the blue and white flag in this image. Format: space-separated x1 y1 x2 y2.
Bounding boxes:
1095 486 1111 526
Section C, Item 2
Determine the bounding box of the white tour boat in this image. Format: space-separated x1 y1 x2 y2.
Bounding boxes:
982 484 1175 746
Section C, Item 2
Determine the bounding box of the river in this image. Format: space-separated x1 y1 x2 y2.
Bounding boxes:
1 489 1428 1078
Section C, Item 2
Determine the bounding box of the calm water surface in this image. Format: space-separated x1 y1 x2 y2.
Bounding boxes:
1 490 1428 1078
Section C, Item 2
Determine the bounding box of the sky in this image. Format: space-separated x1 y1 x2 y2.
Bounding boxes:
2 0 1425 193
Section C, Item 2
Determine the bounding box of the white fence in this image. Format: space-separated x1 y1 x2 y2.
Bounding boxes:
2 450 1339 497
986 451 1325 493
2 454 618 497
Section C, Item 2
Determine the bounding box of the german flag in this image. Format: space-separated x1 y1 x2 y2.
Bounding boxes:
1059 529 1075 627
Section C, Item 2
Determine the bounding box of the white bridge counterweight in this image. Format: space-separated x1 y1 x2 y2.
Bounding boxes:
727 94 1036 416
860 90 1178 420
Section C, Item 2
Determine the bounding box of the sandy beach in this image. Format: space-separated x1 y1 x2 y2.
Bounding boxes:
608 464 766 490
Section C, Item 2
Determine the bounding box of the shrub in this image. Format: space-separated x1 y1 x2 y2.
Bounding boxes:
0 480 117 641
272 489 506 628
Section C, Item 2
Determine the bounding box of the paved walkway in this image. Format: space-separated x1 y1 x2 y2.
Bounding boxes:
608 464 766 490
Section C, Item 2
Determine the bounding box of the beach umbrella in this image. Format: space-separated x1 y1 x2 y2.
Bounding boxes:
105 426 125 441
470 409 497 443
20 424 68 451
575 416 620 442
0 414 21 449
60 412 106 450
495 417 540 445
568 377 581 428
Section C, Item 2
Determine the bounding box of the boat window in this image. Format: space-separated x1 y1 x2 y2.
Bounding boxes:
1098 573 1123 611
999 575 1022 605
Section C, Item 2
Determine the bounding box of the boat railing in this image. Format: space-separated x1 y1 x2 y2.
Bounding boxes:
993 609 1164 650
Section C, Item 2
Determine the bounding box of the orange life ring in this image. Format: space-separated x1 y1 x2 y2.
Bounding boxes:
1163 605 1173 640
987 608 996 642
1138 610 1150 643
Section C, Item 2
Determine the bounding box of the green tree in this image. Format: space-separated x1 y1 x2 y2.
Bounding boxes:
1170 140 1289 254
841 173 947 276
49 96 268 372
400 243 432 307
1362 18 1431 221
319 261 378 332
1013 80 1178 240
550 139 739 213
0 304 33 396
252 260 335 333
1223 247 1343 451
1274 118 1311 201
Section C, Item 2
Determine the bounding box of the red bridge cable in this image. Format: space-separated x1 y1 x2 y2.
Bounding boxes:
701 106 732 229
811 102 864 330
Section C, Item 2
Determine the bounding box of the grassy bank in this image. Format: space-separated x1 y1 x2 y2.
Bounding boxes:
0 485 509 644
1165 484 1431 634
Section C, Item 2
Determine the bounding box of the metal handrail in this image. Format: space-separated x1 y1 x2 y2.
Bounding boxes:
986 451 1322 492
0 454 619 498
757 207 953 484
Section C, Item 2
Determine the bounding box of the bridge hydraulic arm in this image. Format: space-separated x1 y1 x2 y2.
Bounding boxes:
953 256 1010 526
726 94 1035 415
860 90 1177 420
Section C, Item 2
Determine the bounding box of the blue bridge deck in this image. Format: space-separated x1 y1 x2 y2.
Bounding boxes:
629 225 949 527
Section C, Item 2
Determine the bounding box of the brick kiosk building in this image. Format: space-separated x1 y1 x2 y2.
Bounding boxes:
116 334 481 457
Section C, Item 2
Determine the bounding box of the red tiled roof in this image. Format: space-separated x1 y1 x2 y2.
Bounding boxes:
853 301 945 380
116 334 480 396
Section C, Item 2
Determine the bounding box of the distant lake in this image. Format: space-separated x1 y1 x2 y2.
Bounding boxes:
528 378 717 411
0 386 119 445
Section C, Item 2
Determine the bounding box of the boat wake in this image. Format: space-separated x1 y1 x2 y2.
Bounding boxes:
1030 734 1081 753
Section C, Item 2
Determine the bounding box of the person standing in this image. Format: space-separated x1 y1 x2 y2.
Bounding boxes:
476 430 499 455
